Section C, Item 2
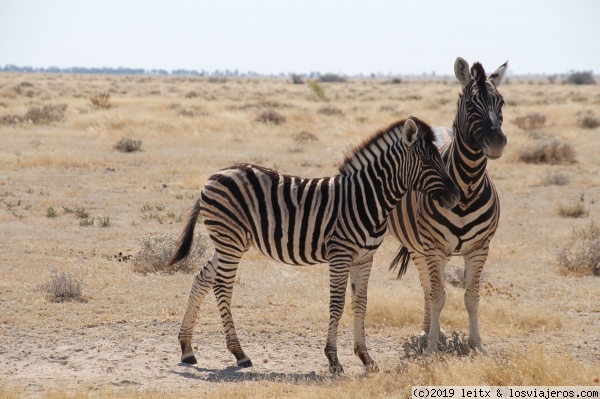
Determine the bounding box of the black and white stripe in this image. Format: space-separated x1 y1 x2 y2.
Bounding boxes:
169 116 458 373
388 57 508 354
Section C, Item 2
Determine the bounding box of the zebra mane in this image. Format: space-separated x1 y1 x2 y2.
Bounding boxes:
471 62 487 85
338 117 434 175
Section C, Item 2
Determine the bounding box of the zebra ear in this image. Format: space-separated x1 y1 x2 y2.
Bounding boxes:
454 57 472 88
402 118 418 147
489 60 508 87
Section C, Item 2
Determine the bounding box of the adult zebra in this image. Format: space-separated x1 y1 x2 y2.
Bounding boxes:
389 57 508 354
168 116 459 374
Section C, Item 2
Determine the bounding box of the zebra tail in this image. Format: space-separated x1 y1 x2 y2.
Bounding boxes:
167 197 202 267
389 246 411 280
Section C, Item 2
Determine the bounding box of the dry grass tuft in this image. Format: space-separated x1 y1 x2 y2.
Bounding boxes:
558 194 589 218
113 137 142 153
39 269 85 302
317 106 344 116
402 331 471 358
577 110 600 129
519 139 576 164
255 109 286 125
513 112 547 130
132 231 212 274
292 130 318 143
541 169 570 186
90 92 112 109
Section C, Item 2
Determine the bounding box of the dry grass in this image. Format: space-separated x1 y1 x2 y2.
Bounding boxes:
1 72 600 397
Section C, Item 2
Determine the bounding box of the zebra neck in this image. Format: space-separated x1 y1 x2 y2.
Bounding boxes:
450 119 488 200
341 168 401 231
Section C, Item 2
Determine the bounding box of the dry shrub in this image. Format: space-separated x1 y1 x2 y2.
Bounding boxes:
566 71 596 85
518 139 576 164
558 195 589 218
12 81 40 97
402 331 471 358
255 109 286 125
25 103 67 124
39 269 85 302
292 130 318 143
114 137 142 153
317 106 344 116
1 103 67 125
557 221 600 276
577 110 600 129
318 73 347 83
541 169 570 186
513 112 547 130
445 263 489 288
132 232 211 275
90 92 112 109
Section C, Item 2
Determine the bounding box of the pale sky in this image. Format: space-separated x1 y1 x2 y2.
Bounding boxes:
1 0 598 76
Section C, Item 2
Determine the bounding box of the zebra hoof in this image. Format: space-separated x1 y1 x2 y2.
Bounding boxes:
329 364 344 375
236 357 253 368
365 361 379 373
181 355 198 365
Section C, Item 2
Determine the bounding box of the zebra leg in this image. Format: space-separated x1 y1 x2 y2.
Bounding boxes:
413 254 447 341
178 251 218 364
324 260 350 374
213 251 252 367
349 258 378 372
463 250 488 354
425 252 447 354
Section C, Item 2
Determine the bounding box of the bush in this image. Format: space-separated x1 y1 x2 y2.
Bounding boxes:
541 170 570 186
1 104 67 126
114 137 142 153
557 223 600 276
318 73 347 83
90 92 112 109
577 110 600 129
255 109 286 125
291 74 304 84
558 195 589 218
402 331 471 358
39 269 85 302
518 139 576 165
514 112 546 130
317 106 344 116
132 232 212 275
307 81 328 101
292 130 318 143
566 71 596 85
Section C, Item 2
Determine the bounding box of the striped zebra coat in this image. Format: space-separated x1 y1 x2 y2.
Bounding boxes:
168 116 459 373
388 58 508 354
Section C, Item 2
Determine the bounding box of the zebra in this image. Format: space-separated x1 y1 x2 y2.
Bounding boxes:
168 116 459 374
388 57 508 354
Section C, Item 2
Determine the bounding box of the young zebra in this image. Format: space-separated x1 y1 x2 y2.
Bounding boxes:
168 116 459 374
388 58 508 354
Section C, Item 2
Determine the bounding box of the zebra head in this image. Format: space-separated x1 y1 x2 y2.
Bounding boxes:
402 116 459 209
454 57 508 160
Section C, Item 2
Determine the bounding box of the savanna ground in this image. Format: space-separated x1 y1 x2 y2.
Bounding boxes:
0 72 599 398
